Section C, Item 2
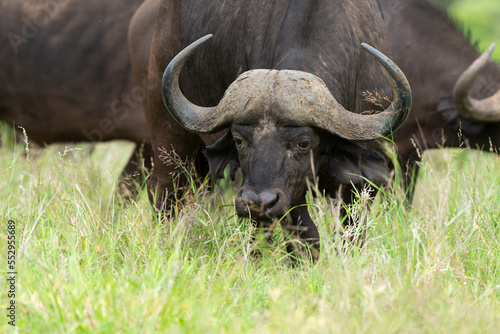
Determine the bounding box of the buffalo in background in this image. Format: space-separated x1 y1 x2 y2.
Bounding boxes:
132 0 412 258
0 0 152 188
379 0 500 198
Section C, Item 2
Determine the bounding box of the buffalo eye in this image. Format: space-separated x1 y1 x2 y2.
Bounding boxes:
233 137 244 148
296 141 311 152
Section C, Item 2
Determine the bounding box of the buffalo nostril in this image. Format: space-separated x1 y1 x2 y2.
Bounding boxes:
260 191 280 212
239 189 281 216
239 189 260 204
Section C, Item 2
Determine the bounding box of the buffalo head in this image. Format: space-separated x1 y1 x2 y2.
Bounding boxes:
161 35 412 224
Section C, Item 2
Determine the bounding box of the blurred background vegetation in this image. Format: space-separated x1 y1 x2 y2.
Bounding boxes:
436 0 500 60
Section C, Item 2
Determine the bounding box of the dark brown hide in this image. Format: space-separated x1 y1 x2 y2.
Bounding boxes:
379 0 500 196
0 0 152 184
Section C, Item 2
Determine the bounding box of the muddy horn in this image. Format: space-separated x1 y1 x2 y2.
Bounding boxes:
453 43 500 122
162 35 412 140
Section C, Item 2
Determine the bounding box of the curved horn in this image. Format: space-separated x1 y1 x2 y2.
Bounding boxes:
291 44 411 141
452 43 500 122
270 44 412 141
345 43 413 140
161 34 231 133
162 36 412 139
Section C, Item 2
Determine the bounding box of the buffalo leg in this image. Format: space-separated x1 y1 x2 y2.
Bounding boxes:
119 143 154 198
125 143 153 178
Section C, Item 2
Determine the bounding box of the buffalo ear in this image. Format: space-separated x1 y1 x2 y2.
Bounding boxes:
326 140 390 187
204 131 239 180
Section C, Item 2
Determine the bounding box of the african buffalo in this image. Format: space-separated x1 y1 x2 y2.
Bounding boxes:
379 0 500 197
133 0 412 258
0 0 152 186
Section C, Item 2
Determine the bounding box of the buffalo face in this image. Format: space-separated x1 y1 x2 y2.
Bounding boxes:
233 121 320 219
207 120 323 221
205 119 393 228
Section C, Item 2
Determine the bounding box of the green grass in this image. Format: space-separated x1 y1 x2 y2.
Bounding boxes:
1 132 499 332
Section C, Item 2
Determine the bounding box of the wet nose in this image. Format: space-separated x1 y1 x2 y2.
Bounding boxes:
237 189 282 217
